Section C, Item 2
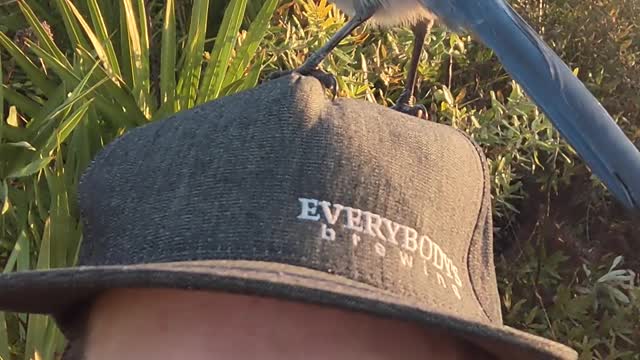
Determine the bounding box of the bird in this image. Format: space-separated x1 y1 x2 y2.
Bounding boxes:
269 0 640 212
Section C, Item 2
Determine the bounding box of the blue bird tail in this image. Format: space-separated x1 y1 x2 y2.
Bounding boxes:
428 0 640 211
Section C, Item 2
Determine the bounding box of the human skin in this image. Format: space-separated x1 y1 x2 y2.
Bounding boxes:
83 288 491 360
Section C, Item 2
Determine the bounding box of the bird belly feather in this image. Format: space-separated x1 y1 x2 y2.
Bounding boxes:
330 0 436 27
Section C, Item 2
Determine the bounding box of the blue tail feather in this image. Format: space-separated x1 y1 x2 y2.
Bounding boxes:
423 0 640 210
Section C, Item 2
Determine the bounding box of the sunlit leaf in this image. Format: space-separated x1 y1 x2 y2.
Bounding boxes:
0 180 9 215
7 106 19 127
122 0 151 117
86 0 122 77
223 0 277 89
65 0 121 78
197 0 248 103
2 141 36 151
157 0 176 118
176 0 210 109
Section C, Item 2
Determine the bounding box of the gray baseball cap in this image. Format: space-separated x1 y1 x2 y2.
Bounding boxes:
0 74 577 359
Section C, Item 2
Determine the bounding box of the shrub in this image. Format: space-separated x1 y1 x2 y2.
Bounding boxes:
1 0 638 359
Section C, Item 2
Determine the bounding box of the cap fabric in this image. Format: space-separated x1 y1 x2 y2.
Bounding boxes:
0 74 577 359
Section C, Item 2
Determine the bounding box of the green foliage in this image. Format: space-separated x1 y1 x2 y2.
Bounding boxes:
512 0 640 127
500 249 639 359
262 0 582 222
1 0 639 359
0 0 276 359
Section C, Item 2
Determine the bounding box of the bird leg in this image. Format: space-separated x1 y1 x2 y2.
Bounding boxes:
268 11 374 98
391 19 434 120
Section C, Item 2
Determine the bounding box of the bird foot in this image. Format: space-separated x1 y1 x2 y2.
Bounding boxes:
391 102 429 120
268 68 338 99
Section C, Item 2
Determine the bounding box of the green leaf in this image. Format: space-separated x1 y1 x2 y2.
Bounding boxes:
41 320 64 360
2 230 30 273
197 0 248 103
29 204 45 248
54 0 90 51
65 0 121 78
7 156 53 179
160 0 177 112
0 53 3 133
17 229 31 273
23 312 47 360
607 286 630 304
1 141 36 151
70 122 90 173
442 85 454 106
1 84 42 120
118 2 133 86
18 0 59 29
0 9 25 32
223 0 277 89
609 255 623 272
135 0 150 80
41 100 92 157
237 58 262 94
12 229 34 360
0 180 9 216
27 41 143 127
87 0 122 77
25 39 77 85
176 0 210 109
0 31 56 95
7 105 19 128
45 158 80 268
6 65 102 176
122 0 151 117
39 60 102 122
17 0 70 67
33 85 66 126
36 217 52 270
0 312 9 360
74 47 146 127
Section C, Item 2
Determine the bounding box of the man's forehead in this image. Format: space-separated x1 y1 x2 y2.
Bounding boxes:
83 288 485 360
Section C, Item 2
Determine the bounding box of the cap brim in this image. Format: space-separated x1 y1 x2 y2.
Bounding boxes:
0 260 576 359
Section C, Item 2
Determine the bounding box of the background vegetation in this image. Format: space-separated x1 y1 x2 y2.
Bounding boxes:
1 0 638 359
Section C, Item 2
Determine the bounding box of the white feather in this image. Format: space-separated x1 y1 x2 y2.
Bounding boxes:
329 0 436 27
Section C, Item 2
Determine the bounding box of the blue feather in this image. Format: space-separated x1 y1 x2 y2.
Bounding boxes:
420 0 640 210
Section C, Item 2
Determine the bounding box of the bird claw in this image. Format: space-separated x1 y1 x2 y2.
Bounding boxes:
307 69 338 100
267 69 294 81
268 68 338 100
391 102 429 120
